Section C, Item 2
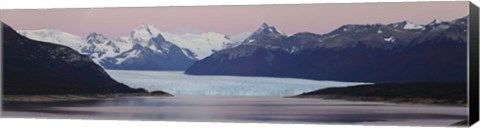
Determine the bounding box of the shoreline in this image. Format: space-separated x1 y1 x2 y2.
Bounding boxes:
288 95 467 107
289 82 467 107
3 93 173 102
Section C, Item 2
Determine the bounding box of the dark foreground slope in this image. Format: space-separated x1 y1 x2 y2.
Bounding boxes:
2 22 149 95
293 82 467 105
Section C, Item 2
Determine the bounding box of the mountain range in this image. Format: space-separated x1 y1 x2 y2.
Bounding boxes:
16 16 468 83
185 16 468 83
19 25 242 70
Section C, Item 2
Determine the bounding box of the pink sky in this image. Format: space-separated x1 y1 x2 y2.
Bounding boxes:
0 1 469 38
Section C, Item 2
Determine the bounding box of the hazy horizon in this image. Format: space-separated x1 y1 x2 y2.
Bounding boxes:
0 1 469 39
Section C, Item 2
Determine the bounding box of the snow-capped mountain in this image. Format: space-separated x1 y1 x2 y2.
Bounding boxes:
81 32 122 63
242 23 287 45
161 31 239 59
18 30 124 63
224 22 304 54
115 24 196 60
18 29 84 51
18 24 239 70
100 33 196 70
186 16 468 83
388 21 425 30
428 19 446 26
316 23 423 50
98 24 197 70
115 24 238 60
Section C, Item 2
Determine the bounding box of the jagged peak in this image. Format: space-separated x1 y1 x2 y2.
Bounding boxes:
255 22 285 35
387 20 424 30
87 32 103 38
261 22 273 29
87 32 108 40
428 19 445 25
239 23 287 44
131 24 162 39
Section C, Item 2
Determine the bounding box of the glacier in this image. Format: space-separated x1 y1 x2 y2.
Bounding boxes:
106 70 369 96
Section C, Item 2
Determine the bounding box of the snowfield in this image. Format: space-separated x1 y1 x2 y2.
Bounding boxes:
19 24 239 61
18 29 84 51
106 70 368 96
160 32 239 59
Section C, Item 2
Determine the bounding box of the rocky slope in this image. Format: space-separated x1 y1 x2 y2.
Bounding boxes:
2 22 149 95
186 16 468 83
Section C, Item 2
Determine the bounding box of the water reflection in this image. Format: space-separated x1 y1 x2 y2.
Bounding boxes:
2 97 467 126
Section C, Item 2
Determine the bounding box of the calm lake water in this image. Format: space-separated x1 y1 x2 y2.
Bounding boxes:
1 70 468 126
2 96 467 126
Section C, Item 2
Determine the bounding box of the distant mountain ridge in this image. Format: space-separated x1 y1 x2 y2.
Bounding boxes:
18 29 85 51
19 24 240 70
186 16 468 83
